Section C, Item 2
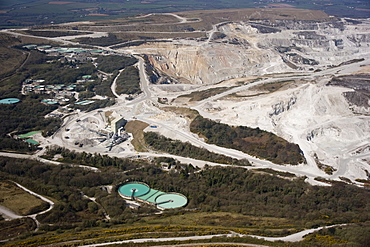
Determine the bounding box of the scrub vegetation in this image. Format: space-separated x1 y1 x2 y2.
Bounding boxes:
16 30 91 38
74 33 123 46
0 34 27 77
0 93 61 152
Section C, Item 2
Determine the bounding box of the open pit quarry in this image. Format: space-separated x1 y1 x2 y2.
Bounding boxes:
129 18 370 85
119 16 370 183
8 11 369 185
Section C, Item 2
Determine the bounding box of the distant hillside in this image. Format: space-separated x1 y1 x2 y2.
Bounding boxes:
0 0 369 27
0 0 36 8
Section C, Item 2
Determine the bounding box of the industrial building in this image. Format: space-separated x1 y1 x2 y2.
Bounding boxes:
111 117 127 134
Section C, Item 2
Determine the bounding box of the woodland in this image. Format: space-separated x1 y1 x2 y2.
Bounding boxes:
190 116 305 165
95 55 137 74
115 65 142 95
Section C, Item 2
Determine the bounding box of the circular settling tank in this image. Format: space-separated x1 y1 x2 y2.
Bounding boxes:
155 193 188 209
118 182 150 198
0 98 20 104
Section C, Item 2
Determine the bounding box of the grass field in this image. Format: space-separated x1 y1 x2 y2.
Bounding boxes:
60 8 333 42
0 181 48 216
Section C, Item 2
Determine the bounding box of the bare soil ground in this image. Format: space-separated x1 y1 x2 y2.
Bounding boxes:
354 65 370 74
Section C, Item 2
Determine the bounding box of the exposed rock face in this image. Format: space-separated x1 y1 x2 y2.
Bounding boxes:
129 18 370 85
257 19 370 69
269 96 297 119
144 39 290 85
344 91 370 115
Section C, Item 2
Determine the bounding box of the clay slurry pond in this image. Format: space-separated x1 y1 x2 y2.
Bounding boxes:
155 193 188 209
0 98 20 104
118 182 188 209
118 182 150 199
